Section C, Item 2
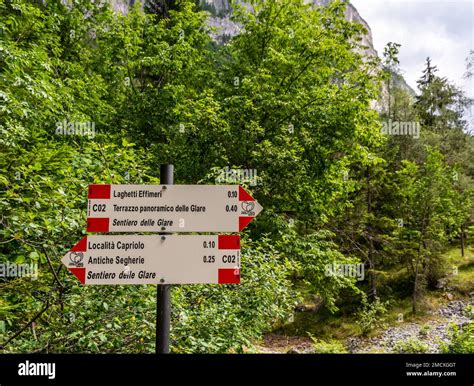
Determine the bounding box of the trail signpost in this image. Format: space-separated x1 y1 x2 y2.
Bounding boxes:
86 184 263 233
61 164 263 354
61 234 241 285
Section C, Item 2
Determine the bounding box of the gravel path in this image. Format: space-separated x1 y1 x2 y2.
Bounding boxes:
257 300 471 354
347 300 471 353
256 334 313 353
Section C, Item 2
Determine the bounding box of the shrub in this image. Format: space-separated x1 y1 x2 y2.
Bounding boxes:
463 305 474 319
393 337 429 353
419 324 430 337
356 296 389 335
310 337 348 353
441 322 474 354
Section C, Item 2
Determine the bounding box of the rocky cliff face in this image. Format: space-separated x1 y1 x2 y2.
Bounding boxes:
200 0 378 57
110 0 133 14
343 2 378 58
200 0 241 44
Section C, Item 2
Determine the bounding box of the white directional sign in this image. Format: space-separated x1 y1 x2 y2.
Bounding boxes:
86 184 262 233
62 235 241 285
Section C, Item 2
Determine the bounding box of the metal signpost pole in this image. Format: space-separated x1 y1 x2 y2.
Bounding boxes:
156 164 173 354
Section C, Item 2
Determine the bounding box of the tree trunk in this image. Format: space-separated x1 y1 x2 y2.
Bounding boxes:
412 240 423 315
460 223 465 257
366 166 377 299
412 260 419 315
368 238 376 299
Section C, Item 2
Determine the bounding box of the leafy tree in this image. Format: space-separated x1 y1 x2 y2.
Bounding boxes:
382 41 401 120
393 148 469 313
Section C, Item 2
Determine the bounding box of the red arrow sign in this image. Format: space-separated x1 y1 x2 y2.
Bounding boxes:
86 185 263 233
62 235 241 285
